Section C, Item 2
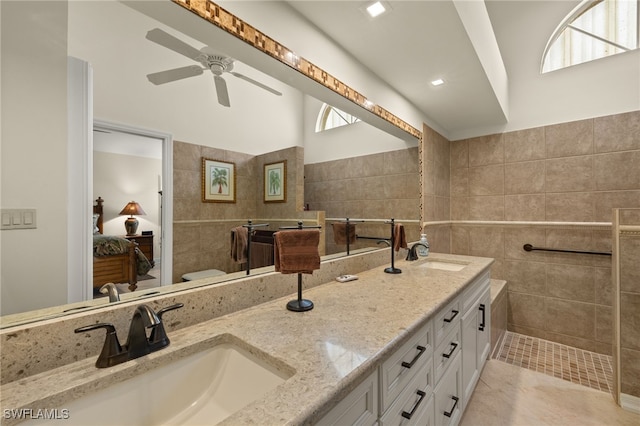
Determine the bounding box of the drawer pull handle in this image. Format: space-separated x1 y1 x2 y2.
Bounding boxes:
443 396 459 417
479 304 486 331
443 310 459 323
402 345 426 369
401 390 427 420
442 342 458 359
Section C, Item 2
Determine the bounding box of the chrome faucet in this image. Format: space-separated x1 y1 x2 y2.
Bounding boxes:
75 303 184 368
99 282 120 302
406 242 430 261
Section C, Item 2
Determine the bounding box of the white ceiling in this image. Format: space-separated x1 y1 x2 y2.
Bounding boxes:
82 0 637 146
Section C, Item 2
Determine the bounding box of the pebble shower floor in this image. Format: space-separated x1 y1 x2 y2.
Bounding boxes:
493 331 614 394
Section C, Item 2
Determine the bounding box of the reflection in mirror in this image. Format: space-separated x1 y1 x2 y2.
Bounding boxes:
0 0 419 328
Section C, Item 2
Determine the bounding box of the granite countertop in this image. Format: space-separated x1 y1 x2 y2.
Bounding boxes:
1 253 493 425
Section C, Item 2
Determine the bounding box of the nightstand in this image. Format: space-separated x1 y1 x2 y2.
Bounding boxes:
124 234 154 267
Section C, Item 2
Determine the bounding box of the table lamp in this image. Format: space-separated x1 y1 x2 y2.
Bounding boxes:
119 201 146 236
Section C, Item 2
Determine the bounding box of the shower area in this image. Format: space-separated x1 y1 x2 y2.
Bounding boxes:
421 110 640 411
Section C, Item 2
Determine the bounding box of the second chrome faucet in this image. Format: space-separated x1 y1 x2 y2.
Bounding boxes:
75 303 183 368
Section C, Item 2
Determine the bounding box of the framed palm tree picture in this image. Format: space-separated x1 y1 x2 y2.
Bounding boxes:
264 160 287 203
202 158 236 203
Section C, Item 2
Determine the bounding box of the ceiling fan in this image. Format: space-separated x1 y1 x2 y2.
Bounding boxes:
145 28 282 107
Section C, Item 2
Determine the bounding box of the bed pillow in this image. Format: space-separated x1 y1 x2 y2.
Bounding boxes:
93 213 100 234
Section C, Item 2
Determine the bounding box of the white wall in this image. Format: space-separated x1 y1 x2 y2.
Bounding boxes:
68 0 305 156
303 96 417 164
93 151 162 262
1 1 69 315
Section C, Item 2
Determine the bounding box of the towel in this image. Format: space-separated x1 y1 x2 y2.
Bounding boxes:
332 223 356 245
274 229 321 274
393 223 408 252
230 226 249 264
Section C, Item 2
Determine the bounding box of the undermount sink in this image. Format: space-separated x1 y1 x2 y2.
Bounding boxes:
26 340 293 426
418 259 469 272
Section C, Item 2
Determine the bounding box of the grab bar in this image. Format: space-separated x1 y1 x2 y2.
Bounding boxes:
523 244 611 256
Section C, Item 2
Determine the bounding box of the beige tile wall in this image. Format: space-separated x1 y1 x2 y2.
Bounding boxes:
173 141 304 282
304 147 421 255
449 110 640 355
423 123 452 252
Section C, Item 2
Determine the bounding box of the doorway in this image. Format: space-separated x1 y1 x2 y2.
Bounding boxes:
92 120 173 295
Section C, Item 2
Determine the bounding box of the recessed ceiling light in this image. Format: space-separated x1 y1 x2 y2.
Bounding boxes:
366 1 386 18
431 78 445 86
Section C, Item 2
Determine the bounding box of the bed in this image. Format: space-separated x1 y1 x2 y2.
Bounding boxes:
93 197 152 292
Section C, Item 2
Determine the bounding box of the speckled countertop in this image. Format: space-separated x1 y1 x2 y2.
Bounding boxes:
1 254 493 425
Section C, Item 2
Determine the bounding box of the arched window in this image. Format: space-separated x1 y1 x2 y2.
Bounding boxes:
315 103 361 132
541 0 638 73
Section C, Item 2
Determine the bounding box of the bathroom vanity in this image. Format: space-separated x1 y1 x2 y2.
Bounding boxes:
0 253 492 426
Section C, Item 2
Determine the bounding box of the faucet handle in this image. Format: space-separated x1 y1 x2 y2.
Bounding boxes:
157 303 184 319
75 323 125 368
149 303 184 349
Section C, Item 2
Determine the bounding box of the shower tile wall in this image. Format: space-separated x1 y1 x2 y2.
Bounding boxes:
304 147 421 255
449 110 640 355
172 141 304 282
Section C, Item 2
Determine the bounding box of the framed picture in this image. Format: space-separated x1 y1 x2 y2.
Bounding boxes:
202 158 236 203
263 160 287 203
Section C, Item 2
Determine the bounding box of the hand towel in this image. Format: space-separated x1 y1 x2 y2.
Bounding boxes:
274 229 321 274
230 226 249 264
393 223 408 252
332 223 356 245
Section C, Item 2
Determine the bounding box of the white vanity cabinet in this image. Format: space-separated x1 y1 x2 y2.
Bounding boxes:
460 270 491 409
318 267 491 426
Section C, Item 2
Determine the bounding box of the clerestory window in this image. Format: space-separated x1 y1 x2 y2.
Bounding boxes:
541 0 638 73
315 103 361 132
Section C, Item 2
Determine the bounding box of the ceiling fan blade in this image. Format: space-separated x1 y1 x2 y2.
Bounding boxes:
147 65 204 85
146 28 203 61
214 75 231 107
230 72 283 96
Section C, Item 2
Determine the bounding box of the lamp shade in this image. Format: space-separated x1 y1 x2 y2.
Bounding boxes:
119 201 146 217
119 201 146 236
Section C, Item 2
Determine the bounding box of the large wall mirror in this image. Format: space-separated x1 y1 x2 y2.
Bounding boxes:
0 0 420 328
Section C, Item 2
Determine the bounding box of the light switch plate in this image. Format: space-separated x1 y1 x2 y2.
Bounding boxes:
0 209 37 230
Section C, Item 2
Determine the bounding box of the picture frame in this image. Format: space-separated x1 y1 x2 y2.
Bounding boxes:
263 160 287 203
202 158 236 203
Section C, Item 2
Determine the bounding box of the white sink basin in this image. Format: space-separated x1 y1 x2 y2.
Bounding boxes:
418 259 468 272
26 341 292 426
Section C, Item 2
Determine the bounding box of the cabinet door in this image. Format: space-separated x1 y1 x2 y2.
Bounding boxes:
317 370 378 426
434 352 462 426
477 289 491 368
461 303 479 408
461 287 492 408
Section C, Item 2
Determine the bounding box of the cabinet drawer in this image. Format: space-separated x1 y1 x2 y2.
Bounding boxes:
317 369 378 426
379 362 435 426
434 296 461 347
434 320 461 384
380 321 433 413
434 352 463 426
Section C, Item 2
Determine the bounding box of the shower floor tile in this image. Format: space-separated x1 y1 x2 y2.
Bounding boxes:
493 331 614 394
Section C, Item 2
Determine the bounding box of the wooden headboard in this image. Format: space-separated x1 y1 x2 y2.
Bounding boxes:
93 197 104 234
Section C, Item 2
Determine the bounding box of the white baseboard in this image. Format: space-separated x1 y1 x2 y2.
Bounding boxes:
621 393 640 414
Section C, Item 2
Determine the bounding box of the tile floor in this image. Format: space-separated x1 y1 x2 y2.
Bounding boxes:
460 359 639 426
493 331 614 394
